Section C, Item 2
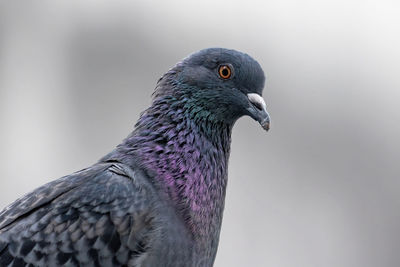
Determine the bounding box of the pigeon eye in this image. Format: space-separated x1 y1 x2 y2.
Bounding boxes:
218 65 232 79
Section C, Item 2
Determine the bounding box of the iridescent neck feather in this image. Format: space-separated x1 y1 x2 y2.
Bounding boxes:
105 69 234 244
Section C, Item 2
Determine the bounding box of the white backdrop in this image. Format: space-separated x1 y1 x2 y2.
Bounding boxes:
0 1 399 266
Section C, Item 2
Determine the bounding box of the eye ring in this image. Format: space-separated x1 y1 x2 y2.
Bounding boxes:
218 64 232 79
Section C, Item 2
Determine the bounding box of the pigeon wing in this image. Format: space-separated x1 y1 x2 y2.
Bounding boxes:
0 162 158 266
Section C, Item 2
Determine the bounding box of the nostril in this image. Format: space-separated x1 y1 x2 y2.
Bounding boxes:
251 101 263 111
247 93 267 112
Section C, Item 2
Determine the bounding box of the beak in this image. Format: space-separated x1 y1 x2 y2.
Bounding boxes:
247 93 271 131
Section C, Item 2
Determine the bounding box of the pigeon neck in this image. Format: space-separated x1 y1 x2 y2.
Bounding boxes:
115 99 233 244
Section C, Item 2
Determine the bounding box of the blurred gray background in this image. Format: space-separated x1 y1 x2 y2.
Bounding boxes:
0 1 399 266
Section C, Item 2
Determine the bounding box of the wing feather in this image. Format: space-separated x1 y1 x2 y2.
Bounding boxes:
0 163 158 266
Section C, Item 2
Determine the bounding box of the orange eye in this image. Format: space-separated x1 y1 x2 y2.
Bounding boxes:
218 65 232 79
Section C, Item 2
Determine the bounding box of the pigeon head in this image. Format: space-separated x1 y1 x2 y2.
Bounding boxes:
154 48 271 131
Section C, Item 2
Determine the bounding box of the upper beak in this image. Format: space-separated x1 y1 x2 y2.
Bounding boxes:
247 93 271 131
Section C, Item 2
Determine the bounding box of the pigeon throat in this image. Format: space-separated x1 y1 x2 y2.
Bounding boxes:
117 99 233 241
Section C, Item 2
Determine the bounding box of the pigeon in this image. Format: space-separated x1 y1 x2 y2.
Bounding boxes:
0 48 270 267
